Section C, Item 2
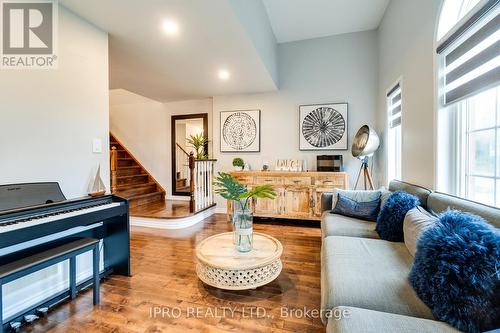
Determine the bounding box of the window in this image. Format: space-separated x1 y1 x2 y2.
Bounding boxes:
387 83 402 182
437 0 482 40
458 86 500 206
437 0 500 206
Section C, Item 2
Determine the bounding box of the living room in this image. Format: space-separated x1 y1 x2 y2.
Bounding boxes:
0 0 498 332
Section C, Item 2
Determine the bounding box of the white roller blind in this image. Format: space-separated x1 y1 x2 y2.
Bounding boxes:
387 84 402 128
437 0 500 106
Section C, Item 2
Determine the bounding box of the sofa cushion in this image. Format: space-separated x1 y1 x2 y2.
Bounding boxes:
380 188 392 208
388 180 432 209
321 236 433 324
321 212 379 239
427 192 500 228
326 306 461 333
403 206 437 257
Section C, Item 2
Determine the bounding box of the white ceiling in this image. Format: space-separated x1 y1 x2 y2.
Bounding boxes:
60 0 390 102
60 0 278 102
262 0 390 43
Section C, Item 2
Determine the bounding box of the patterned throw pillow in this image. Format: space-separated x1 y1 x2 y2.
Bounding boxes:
332 193 380 221
330 189 381 209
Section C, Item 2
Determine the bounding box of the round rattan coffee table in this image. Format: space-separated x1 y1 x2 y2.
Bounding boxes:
195 232 283 290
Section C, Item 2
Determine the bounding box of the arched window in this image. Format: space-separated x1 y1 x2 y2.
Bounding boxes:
437 0 482 39
436 0 500 206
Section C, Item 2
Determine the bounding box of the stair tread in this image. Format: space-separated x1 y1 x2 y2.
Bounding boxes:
115 184 156 193
114 182 157 190
128 191 165 200
118 165 141 170
117 174 149 179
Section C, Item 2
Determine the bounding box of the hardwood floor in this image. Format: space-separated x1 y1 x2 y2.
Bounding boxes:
22 214 324 333
130 200 193 219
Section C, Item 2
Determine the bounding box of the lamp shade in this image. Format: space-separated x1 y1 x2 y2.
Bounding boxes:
351 125 380 158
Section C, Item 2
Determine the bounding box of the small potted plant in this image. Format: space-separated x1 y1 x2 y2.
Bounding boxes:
214 172 276 252
232 157 244 171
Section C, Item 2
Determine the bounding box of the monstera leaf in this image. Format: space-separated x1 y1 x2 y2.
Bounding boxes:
214 172 277 211
238 185 277 200
213 172 247 201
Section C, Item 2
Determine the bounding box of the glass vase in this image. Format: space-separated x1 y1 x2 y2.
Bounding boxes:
232 200 253 252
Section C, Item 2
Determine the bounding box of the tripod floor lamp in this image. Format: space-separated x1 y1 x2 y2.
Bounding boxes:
352 125 380 190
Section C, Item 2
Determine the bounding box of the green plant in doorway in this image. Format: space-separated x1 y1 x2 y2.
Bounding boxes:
187 134 208 159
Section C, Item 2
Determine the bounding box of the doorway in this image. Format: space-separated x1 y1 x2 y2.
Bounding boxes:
171 113 208 196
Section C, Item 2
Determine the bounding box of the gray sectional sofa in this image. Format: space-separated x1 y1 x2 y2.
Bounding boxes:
320 180 500 333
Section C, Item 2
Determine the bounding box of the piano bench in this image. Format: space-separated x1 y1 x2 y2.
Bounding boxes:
0 238 100 332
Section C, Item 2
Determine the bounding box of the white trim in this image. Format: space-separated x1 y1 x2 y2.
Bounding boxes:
166 195 191 201
130 206 216 229
215 207 227 214
386 78 404 183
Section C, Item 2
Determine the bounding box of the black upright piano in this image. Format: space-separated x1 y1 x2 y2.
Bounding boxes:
0 182 130 327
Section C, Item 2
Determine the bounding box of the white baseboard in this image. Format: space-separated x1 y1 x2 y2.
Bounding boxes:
166 195 190 201
131 206 216 229
215 207 227 214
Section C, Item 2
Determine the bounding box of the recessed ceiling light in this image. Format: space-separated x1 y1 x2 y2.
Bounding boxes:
218 69 230 80
162 20 179 35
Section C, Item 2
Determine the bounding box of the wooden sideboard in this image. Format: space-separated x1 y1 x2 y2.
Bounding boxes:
228 171 349 221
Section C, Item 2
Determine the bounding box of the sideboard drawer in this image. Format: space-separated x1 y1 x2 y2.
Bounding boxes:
283 176 311 186
315 175 346 187
255 176 282 185
232 175 253 184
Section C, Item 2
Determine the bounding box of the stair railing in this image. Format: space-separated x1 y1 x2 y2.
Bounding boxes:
110 146 118 193
188 152 217 213
175 143 191 189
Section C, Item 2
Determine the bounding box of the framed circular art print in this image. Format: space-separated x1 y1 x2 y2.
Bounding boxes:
220 110 260 152
299 103 348 150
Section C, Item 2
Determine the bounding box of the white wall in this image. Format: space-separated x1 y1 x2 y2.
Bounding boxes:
109 89 169 191
213 30 379 209
376 0 442 188
110 90 213 197
0 6 110 199
229 0 279 87
0 5 109 318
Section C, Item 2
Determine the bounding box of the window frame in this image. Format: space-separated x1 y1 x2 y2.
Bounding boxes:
386 79 403 183
436 0 500 207
457 86 500 206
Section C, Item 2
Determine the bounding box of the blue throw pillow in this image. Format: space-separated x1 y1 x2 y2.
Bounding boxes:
332 193 380 221
376 191 420 241
408 210 500 333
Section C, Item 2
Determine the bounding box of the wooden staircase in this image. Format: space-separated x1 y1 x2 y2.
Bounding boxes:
110 133 166 208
